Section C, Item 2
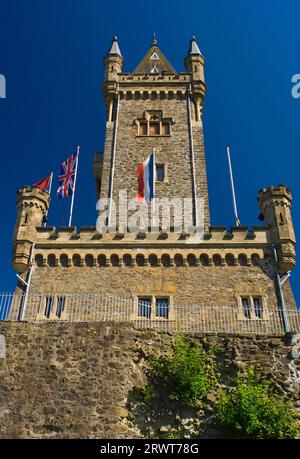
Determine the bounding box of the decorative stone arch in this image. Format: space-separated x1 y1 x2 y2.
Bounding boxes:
123 254 132 267
161 253 171 267
35 254 44 268
149 253 158 267
174 253 184 267
72 254 82 267
213 254 222 266
200 254 209 266
60 254 69 268
251 253 261 266
225 253 235 266
85 254 94 267
98 254 107 267
187 253 197 266
48 254 57 267
238 253 248 266
110 254 120 267
136 254 145 266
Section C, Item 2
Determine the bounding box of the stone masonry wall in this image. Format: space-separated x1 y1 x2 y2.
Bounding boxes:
0 322 299 439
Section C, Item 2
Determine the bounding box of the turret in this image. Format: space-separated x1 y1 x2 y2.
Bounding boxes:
12 186 50 273
103 36 124 121
258 185 296 272
184 36 206 122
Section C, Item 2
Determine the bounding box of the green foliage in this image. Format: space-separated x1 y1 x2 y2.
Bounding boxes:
140 384 155 405
216 367 298 439
148 334 215 407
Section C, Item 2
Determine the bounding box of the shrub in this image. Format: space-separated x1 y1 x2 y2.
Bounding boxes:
216 367 298 439
148 334 215 407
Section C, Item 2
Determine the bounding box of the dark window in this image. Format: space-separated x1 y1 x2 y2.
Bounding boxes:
138 297 152 319
253 298 263 319
24 214 28 224
56 297 66 318
44 296 54 318
156 164 165 182
156 298 169 319
242 298 251 319
162 122 170 135
139 123 147 135
149 122 160 135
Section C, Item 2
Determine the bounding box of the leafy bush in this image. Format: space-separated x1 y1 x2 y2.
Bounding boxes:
216 367 298 439
148 334 215 407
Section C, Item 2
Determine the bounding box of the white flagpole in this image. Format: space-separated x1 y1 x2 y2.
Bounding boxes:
152 147 156 229
226 145 240 227
43 172 53 227
69 146 80 227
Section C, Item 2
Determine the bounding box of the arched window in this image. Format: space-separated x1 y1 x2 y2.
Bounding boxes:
136 254 145 266
60 254 69 267
200 254 209 266
123 254 132 267
238 254 248 266
225 254 235 266
110 254 119 267
161 254 171 267
48 254 56 267
251 254 260 266
35 254 44 267
174 254 184 267
149 254 158 267
187 254 197 266
73 254 81 267
98 254 106 267
85 254 94 267
213 254 222 266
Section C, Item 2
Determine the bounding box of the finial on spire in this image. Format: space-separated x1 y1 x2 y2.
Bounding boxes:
152 33 158 47
187 35 202 56
108 35 122 57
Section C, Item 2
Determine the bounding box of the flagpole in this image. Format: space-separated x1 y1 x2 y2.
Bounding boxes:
226 145 240 227
152 147 156 229
69 146 80 227
44 172 53 227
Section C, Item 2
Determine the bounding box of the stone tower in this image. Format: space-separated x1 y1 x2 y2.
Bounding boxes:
10 36 297 327
95 35 210 229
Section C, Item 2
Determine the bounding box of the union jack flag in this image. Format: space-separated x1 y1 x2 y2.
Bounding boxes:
57 151 78 199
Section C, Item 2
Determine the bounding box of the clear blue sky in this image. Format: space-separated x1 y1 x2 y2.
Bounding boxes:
0 0 299 304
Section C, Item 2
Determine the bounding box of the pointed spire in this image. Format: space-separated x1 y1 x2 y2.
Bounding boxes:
187 36 203 56
108 36 122 57
151 33 158 47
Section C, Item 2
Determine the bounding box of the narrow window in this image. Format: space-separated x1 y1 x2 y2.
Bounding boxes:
242 298 251 319
280 213 284 224
56 296 66 318
24 214 28 224
139 122 147 135
44 296 54 319
156 298 169 319
253 297 263 319
149 122 160 135
138 297 152 319
162 122 170 135
156 164 165 182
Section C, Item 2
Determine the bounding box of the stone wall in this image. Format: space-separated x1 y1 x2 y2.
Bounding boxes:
0 322 299 439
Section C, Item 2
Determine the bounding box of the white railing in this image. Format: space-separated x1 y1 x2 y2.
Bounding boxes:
0 292 299 335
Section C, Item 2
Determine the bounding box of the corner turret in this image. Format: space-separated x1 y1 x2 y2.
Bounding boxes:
12 186 50 273
258 185 296 272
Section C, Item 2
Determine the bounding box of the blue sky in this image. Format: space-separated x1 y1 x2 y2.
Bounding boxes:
0 0 299 303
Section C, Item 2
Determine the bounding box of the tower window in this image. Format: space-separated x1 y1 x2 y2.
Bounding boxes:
162 122 170 135
149 122 160 135
44 296 54 319
156 164 165 182
56 296 66 318
242 298 251 319
253 297 263 319
156 298 169 319
138 297 152 319
139 122 147 135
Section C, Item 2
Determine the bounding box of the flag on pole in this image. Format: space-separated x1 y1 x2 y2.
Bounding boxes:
137 152 155 203
57 151 78 199
33 173 53 192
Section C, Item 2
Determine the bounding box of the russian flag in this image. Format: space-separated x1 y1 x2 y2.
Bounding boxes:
137 152 155 203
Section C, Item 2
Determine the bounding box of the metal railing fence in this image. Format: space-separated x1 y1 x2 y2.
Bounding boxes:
0 292 299 335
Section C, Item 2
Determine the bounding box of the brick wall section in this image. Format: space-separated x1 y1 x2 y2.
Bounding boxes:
0 322 299 439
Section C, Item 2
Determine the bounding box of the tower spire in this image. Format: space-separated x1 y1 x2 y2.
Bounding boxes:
187 35 203 56
151 33 158 47
108 35 122 57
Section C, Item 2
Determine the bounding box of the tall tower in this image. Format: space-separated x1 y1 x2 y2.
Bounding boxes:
95 35 210 229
